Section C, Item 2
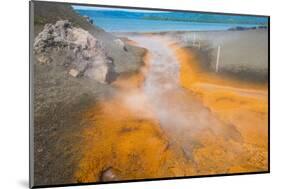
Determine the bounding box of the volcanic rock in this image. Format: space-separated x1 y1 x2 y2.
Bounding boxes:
33 20 113 83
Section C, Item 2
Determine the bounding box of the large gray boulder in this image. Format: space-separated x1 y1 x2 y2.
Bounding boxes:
33 20 112 83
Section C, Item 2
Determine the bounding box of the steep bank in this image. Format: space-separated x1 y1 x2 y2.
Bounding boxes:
32 1 146 186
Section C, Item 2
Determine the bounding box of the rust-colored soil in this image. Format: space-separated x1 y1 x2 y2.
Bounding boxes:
74 40 268 183
75 53 194 182
172 44 268 172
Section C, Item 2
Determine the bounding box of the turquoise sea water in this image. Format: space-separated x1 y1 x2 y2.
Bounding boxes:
73 7 267 32
90 17 259 32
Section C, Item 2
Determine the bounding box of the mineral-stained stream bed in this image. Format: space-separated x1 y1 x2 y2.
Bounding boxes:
74 35 268 182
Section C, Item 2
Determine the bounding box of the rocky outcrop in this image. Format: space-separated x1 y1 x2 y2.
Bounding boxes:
34 20 113 83
83 16 94 24
114 39 127 52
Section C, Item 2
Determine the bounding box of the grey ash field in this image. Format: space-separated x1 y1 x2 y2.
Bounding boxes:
32 2 146 186
31 1 268 187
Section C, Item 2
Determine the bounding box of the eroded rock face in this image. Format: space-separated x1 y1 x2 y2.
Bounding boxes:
33 20 113 83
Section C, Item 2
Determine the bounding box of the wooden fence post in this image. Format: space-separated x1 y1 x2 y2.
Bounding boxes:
215 45 221 72
193 33 196 46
